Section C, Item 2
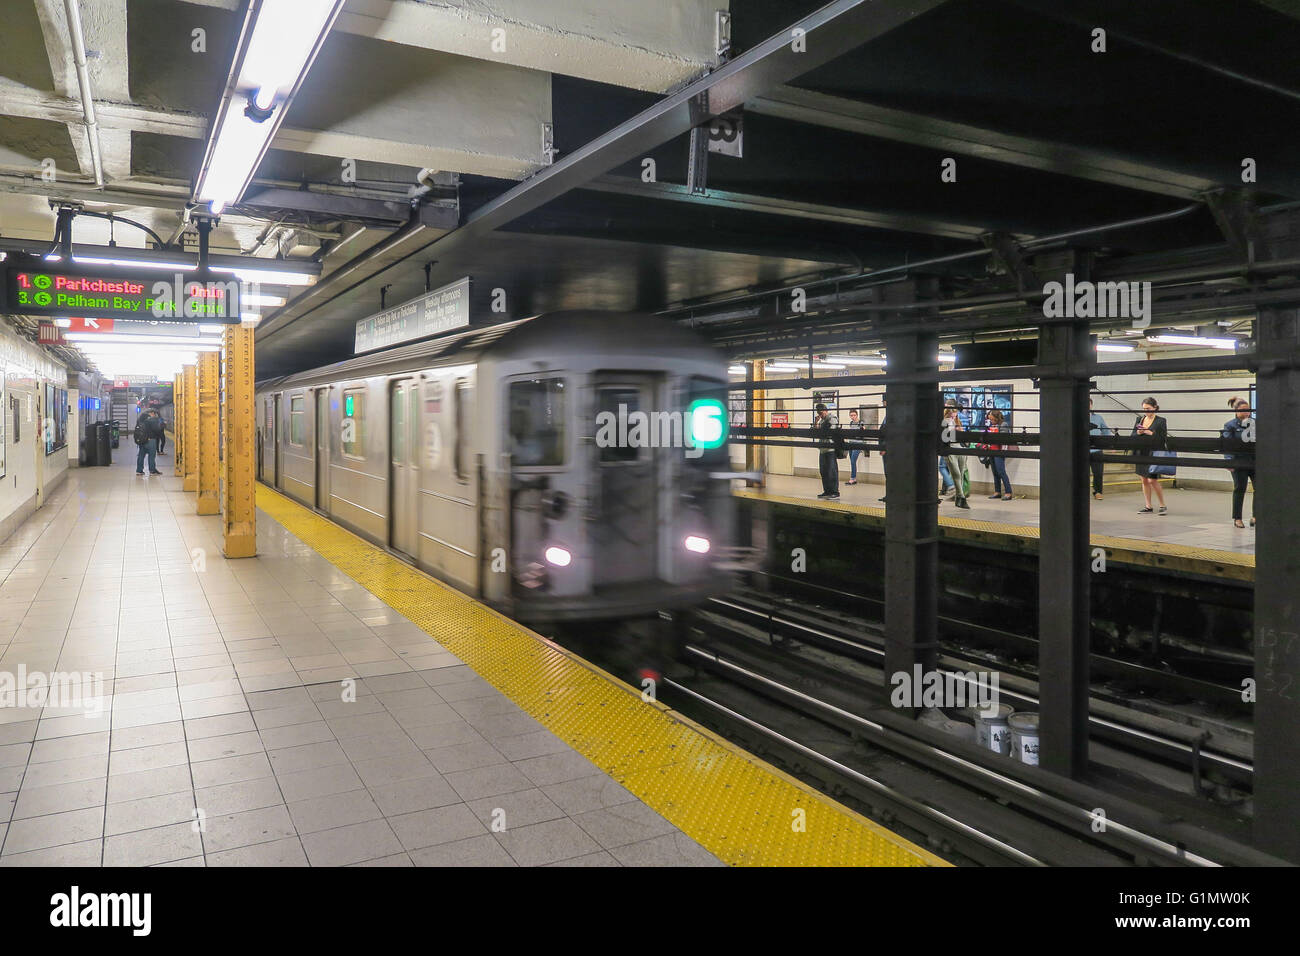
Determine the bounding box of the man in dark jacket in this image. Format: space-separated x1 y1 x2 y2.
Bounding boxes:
135 410 165 476
1221 398 1255 527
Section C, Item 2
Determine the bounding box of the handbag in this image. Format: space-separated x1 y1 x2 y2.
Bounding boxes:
1147 449 1176 477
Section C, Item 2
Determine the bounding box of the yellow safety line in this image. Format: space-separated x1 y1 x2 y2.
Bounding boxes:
734 488 1255 574
255 485 948 867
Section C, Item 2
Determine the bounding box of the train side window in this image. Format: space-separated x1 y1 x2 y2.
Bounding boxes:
289 395 305 445
391 388 407 462
454 378 470 482
597 387 641 463
508 378 565 466
342 389 365 459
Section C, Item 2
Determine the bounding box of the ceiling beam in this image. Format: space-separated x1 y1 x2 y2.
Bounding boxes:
581 174 999 241
747 86 1219 200
176 0 721 93
0 83 543 179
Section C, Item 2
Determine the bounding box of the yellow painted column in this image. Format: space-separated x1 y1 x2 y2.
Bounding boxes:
182 364 198 492
222 325 256 557
196 351 220 515
173 372 183 476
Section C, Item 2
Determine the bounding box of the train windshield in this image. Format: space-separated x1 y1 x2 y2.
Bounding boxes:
687 376 729 465
508 378 566 466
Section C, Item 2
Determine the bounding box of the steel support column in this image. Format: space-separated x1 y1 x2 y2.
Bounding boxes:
182 364 198 492
1036 320 1093 777
882 330 940 709
173 372 183 477
196 351 219 515
222 325 256 558
745 360 765 481
1252 303 1300 862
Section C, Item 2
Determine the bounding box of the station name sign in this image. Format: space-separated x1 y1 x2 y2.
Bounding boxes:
3 258 242 323
355 276 470 353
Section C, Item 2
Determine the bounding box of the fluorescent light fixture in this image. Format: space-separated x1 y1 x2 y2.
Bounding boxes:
727 365 746 375
66 333 208 346
193 0 346 211
243 292 286 307
1147 334 1238 350
52 318 72 327
199 325 226 334
826 355 887 367
1096 343 1135 353
45 254 316 286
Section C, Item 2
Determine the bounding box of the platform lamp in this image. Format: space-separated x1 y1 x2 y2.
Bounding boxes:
192 0 346 215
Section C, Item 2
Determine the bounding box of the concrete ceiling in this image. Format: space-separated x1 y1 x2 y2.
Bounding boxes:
0 0 726 370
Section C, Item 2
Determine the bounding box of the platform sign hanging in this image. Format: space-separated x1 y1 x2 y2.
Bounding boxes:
355 276 471 354
3 257 241 323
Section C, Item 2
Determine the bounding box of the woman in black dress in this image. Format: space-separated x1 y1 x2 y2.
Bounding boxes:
1133 396 1169 515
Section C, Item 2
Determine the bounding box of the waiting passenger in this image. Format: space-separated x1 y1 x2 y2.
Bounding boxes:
1088 398 1115 500
983 409 1012 500
846 409 863 485
813 403 840 500
1222 398 1256 529
942 405 971 510
134 409 165 476
877 397 887 502
1132 397 1170 515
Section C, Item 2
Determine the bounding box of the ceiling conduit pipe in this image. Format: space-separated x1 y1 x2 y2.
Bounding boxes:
64 0 105 187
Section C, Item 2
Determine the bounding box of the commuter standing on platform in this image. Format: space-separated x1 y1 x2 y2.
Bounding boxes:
813 403 840 500
135 409 165 476
1133 397 1170 515
984 409 1013 500
1221 397 1256 529
1088 398 1115 500
942 404 971 510
877 397 888 502
846 408 864 485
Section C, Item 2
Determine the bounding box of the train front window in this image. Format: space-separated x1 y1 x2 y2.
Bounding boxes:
597 387 641 463
508 379 565 466
687 376 729 465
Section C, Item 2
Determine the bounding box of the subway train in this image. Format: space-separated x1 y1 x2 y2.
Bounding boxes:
255 310 736 624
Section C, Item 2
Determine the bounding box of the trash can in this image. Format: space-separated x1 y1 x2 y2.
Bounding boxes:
95 422 112 465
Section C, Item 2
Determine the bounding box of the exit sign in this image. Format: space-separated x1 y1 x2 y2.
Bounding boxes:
3 256 241 323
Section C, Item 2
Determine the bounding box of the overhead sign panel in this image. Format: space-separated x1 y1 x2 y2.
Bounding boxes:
355 277 470 354
3 258 241 323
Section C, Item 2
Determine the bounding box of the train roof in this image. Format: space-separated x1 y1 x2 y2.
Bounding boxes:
256 310 718 390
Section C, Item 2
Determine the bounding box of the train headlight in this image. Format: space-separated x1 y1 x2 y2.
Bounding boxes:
684 535 710 554
686 399 727 449
544 546 572 567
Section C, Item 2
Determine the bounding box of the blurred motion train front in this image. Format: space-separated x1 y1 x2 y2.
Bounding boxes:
256 311 734 624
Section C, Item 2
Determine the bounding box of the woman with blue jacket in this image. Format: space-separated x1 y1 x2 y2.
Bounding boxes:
1222 398 1255 528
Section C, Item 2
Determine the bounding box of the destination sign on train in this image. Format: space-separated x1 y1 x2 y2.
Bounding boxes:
3 259 242 323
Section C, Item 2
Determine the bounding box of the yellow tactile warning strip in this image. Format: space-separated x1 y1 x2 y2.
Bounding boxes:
255 485 948 867
734 487 1255 583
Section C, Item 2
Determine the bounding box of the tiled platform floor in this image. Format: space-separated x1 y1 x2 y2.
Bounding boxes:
758 473 1257 555
0 450 720 867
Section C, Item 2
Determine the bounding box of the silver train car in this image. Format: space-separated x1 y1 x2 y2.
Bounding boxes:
255 310 735 623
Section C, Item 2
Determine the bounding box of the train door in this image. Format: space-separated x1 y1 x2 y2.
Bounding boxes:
591 374 659 587
273 394 283 489
389 379 420 556
314 388 330 510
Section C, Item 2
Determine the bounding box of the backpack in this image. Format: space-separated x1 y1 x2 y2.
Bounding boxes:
133 419 148 445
